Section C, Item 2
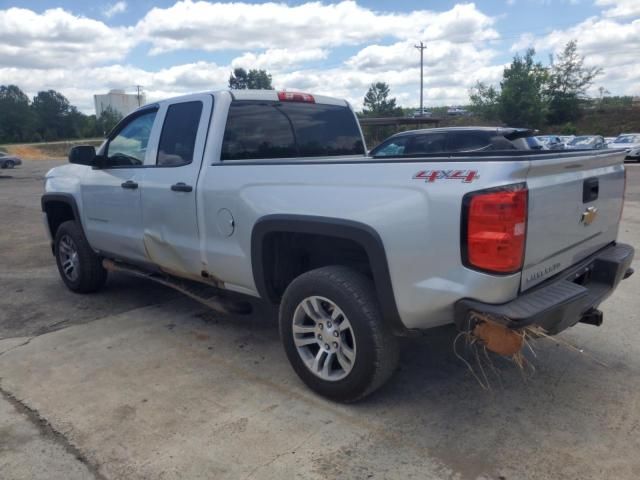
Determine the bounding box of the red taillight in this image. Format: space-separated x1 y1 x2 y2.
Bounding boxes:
462 184 528 274
277 91 315 103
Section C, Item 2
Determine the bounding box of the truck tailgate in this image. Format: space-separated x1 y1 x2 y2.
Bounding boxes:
521 150 626 291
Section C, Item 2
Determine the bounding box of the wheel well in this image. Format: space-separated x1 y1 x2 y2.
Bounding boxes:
261 232 371 302
44 201 75 238
251 215 406 335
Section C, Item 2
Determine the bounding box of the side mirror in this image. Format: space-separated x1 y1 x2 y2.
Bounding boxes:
69 145 97 166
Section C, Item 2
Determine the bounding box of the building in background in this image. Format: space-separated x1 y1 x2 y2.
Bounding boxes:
94 89 145 118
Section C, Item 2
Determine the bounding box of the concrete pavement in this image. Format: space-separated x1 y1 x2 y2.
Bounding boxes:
1 160 639 479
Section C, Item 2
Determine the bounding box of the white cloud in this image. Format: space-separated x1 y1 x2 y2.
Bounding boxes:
0 7 132 68
231 48 328 71
595 0 640 18
511 14 640 96
3 0 635 117
0 61 230 112
103 1 127 18
135 1 498 54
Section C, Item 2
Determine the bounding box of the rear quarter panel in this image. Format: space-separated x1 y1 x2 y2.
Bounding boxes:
200 157 530 329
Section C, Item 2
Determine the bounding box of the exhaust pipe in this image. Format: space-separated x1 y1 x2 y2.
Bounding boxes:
579 308 603 327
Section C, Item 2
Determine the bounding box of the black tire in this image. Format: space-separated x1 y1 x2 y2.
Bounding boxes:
4 160 14 169
54 220 107 293
279 266 399 402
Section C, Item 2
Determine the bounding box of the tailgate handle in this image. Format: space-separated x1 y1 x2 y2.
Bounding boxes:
583 178 599 203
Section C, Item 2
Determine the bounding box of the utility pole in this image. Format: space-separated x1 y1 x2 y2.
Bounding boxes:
414 41 426 111
135 85 143 107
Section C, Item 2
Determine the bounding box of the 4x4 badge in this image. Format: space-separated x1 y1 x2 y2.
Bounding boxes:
413 170 479 183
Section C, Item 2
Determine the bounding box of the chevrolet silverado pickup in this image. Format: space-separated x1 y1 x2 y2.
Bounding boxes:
42 90 634 401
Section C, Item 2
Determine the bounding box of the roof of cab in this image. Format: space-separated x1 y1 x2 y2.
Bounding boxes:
229 89 348 106
134 89 349 114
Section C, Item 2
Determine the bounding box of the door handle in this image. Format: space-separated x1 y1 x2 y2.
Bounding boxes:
121 180 138 189
583 177 599 203
171 182 193 192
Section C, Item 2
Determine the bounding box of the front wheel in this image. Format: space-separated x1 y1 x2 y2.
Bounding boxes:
279 266 399 402
54 221 107 293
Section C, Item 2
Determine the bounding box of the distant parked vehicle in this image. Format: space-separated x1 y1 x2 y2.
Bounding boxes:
369 127 543 157
604 137 616 145
565 135 607 150
537 135 566 150
0 153 22 169
607 134 640 161
447 107 467 116
559 135 575 145
410 108 433 118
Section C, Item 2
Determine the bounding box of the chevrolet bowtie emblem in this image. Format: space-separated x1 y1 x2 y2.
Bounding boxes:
581 206 598 226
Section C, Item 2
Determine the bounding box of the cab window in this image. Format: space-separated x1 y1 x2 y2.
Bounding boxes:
221 102 296 160
106 110 157 167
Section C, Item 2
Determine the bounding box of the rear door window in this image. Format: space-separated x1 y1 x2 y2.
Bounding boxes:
157 101 203 166
446 131 493 152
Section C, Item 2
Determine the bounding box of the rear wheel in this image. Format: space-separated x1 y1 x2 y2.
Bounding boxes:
4 160 15 169
54 221 107 293
279 266 398 402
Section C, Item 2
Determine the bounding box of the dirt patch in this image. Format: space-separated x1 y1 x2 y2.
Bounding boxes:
3 139 102 161
5 145 52 160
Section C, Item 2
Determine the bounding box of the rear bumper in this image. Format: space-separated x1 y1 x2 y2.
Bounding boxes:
454 243 634 335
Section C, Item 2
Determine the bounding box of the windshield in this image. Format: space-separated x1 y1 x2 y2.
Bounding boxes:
569 136 596 146
614 135 640 144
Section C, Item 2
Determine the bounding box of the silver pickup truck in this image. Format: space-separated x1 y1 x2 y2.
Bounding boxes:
42 90 634 401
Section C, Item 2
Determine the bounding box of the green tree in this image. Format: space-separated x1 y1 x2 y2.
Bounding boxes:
546 40 602 124
468 81 500 121
96 106 123 136
0 85 35 142
499 48 548 128
31 90 73 141
362 82 402 117
228 68 274 89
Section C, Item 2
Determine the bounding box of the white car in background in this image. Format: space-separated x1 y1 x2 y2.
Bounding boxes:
607 134 640 161
447 106 467 116
565 135 607 150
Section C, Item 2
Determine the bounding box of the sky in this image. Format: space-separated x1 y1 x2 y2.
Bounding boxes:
0 0 638 113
